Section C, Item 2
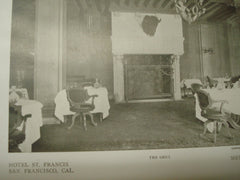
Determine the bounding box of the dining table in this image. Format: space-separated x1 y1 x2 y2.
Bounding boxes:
14 99 43 152
203 88 240 129
203 88 240 115
54 86 110 123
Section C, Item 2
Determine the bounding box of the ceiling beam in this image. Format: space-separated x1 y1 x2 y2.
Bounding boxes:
208 0 233 4
200 5 224 20
157 0 167 8
219 11 236 21
228 15 239 23
202 1 213 8
146 0 156 8
185 0 193 7
164 0 174 9
138 0 148 8
152 0 163 7
161 0 170 8
213 7 235 20
227 13 237 20
109 4 176 13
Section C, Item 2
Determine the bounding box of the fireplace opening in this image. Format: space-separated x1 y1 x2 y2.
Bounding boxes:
124 55 173 101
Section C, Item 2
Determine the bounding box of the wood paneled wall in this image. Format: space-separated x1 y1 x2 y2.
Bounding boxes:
201 23 231 78
34 0 66 116
228 23 240 76
180 22 202 80
10 0 35 99
66 0 113 97
180 22 239 81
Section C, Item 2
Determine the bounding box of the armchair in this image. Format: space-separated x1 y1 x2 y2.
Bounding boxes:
66 87 98 130
196 90 232 143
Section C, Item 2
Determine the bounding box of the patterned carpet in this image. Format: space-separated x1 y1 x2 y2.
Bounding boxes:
32 99 240 152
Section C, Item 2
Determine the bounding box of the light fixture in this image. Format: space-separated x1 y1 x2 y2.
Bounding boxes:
174 0 206 24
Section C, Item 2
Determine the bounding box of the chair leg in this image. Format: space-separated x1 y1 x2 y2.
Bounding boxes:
217 122 222 133
222 119 233 139
99 113 103 123
68 113 79 130
83 114 87 131
89 113 97 126
200 121 208 137
213 121 217 143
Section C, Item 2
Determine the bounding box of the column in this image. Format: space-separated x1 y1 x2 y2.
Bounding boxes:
113 54 125 103
34 0 66 112
173 55 181 100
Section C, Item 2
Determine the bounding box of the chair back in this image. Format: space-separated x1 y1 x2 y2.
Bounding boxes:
191 83 203 94
196 90 212 111
206 76 218 88
67 87 90 105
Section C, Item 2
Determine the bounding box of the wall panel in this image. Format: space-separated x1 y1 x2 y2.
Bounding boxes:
180 22 202 80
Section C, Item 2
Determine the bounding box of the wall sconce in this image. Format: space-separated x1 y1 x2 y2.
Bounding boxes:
203 48 214 54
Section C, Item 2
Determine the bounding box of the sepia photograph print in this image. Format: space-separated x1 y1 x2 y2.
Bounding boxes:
1 0 240 179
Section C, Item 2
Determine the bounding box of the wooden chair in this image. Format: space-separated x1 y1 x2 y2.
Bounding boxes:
196 90 232 143
66 87 98 130
191 83 203 95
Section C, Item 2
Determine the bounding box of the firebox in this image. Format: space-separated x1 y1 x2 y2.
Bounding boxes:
124 55 173 101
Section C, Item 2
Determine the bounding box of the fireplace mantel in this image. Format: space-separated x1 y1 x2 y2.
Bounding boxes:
111 12 184 55
111 12 184 102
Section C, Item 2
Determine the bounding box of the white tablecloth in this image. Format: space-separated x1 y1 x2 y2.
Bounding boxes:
204 88 240 115
15 99 43 152
9 88 29 99
194 88 240 133
54 87 110 122
54 89 75 122
181 79 202 88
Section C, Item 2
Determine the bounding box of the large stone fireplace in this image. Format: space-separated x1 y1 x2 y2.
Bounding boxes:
111 12 184 103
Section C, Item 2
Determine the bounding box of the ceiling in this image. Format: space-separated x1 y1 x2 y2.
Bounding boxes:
75 0 240 24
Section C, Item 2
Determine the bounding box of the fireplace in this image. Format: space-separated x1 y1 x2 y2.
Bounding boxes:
111 12 184 103
124 55 173 101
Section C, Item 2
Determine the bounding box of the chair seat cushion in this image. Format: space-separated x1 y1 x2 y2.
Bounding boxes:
70 104 95 113
202 109 224 120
